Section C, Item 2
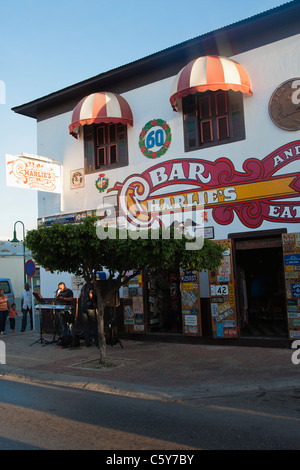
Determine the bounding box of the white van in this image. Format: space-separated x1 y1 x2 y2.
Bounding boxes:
0 278 14 307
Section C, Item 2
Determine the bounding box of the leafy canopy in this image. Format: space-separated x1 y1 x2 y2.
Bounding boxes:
25 217 224 281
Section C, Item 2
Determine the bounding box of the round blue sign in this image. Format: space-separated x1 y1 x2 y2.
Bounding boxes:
25 259 36 277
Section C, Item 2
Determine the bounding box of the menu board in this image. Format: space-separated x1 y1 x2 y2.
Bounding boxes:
180 270 202 336
123 272 145 334
282 232 300 340
209 240 238 338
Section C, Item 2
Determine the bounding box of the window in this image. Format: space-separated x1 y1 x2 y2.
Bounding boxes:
84 123 128 173
0 281 11 294
182 90 245 152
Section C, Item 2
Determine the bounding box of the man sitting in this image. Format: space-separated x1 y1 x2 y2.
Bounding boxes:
56 282 74 336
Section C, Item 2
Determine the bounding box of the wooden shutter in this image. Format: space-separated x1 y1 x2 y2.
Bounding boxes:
84 126 95 172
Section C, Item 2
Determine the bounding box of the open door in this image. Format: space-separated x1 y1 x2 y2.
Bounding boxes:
231 231 287 338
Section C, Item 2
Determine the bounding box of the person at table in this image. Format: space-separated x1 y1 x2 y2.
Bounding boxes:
55 282 74 336
55 282 74 302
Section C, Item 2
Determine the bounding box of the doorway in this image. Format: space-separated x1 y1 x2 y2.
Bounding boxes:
145 267 182 333
233 235 288 337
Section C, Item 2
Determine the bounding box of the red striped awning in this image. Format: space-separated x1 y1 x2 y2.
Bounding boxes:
69 92 133 138
170 55 252 111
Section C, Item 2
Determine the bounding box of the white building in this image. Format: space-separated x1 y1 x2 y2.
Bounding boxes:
0 241 38 309
13 2 300 341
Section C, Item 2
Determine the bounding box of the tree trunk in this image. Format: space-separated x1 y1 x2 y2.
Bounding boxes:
92 280 107 365
96 303 106 365
92 278 121 365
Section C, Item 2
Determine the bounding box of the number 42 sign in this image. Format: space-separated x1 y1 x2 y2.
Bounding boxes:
210 284 229 296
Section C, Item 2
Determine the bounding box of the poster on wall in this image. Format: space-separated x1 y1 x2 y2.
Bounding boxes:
123 272 145 334
282 232 300 339
209 240 238 338
180 270 202 336
70 169 84 189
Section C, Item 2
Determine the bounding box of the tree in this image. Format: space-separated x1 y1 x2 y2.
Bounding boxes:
25 217 224 364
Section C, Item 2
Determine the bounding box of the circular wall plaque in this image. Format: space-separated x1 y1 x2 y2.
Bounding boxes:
269 78 300 131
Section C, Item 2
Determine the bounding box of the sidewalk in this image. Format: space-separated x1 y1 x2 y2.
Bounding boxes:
0 327 298 401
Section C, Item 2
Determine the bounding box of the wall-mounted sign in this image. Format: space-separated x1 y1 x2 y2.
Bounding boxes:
123 272 145 334
70 169 84 189
110 141 300 229
282 232 300 339
6 154 61 193
37 209 96 227
139 119 172 159
269 78 300 131
95 173 109 193
180 269 202 336
209 240 238 338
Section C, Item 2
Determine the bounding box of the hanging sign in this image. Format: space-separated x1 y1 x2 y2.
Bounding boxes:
6 154 62 193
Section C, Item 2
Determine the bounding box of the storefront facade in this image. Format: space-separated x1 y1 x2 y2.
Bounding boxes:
13 2 300 341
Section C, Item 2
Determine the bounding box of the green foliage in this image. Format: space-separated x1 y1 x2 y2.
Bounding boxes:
25 217 224 283
181 238 225 271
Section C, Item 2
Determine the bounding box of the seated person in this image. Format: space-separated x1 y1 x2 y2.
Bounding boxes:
56 282 74 336
56 282 73 302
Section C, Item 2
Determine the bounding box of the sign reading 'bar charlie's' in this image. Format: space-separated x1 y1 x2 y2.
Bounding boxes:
110 141 300 229
6 154 62 193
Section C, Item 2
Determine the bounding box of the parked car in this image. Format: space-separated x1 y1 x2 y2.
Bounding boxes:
0 278 14 307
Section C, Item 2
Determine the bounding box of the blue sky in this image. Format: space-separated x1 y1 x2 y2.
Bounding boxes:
0 0 287 240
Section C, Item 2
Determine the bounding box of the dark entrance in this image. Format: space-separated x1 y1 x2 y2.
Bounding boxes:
145 267 182 333
231 232 288 338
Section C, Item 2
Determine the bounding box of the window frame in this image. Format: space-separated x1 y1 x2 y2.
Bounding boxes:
182 90 245 152
84 122 129 174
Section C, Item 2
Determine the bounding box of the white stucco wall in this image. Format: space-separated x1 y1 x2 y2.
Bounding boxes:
36 35 300 242
39 269 72 299
0 241 36 308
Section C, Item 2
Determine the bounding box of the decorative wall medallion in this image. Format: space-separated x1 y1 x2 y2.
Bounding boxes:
139 119 172 159
70 169 84 189
269 78 300 130
95 173 109 193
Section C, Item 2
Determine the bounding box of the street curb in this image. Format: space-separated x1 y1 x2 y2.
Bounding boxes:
1 366 299 401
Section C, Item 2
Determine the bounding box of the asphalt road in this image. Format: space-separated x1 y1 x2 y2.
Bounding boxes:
0 376 299 451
